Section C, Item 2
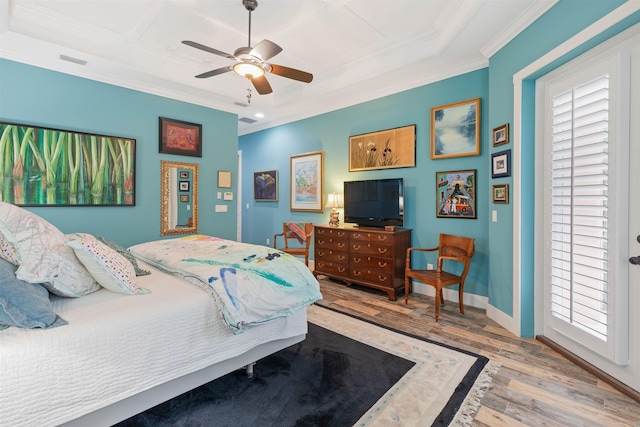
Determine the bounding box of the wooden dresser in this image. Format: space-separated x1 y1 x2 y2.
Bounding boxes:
313 224 411 300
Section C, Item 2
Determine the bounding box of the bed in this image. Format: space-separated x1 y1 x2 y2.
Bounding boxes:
0 202 321 427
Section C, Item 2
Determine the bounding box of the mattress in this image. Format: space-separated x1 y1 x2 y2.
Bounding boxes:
0 263 308 427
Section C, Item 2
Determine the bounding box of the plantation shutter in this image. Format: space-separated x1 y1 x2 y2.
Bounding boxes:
549 75 610 341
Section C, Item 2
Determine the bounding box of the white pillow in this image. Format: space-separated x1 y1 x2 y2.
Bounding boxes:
0 202 99 297
66 233 149 295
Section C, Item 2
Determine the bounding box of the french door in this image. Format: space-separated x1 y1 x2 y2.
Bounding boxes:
536 25 639 389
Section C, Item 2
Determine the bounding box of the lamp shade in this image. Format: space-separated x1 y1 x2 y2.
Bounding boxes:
233 62 265 79
326 193 343 209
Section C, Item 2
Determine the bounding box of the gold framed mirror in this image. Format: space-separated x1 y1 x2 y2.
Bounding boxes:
161 160 199 236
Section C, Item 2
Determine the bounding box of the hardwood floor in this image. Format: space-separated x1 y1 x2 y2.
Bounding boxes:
315 278 640 427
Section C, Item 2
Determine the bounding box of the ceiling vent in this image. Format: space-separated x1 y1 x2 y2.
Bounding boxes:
59 54 87 65
238 117 258 124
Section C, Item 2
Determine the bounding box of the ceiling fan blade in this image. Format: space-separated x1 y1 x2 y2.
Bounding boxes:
268 64 313 83
251 75 273 95
182 40 235 59
195 65 233 79
250 39 282 61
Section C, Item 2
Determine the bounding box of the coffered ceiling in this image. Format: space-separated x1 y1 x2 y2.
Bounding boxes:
0 0 556 134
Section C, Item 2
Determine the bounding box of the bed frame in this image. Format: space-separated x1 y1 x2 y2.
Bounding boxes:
61 334 305 426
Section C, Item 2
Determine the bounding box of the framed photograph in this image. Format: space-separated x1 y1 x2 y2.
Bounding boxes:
0 120 135 206
290 151 324 212
217 170 232 188
491 149 511 178
159 117 202 157
179 181 190 192
349 124 416 171
179 171 190 179
435 169 477 219
179 194 189 203
431 98 481 159
492 123 509 147
492 184 509 204
254 170 278 201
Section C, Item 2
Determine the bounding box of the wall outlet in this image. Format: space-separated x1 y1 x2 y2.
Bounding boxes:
428 263 434 270
266 238 270 245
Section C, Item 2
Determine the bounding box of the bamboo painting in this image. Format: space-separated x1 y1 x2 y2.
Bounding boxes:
0 122 135 206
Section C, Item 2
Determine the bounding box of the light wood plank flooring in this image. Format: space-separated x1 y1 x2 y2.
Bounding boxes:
315 278 640 427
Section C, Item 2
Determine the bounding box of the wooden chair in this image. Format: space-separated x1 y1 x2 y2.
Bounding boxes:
273 222 314 266
404 233 475 321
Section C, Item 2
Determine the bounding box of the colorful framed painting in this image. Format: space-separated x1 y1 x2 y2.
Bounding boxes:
254 170 278 201
348 124 416 171
435 169 477 219
0 120 135 206
431 98 481 159
290 151 324 212
492 123 509 147
492 184 509 204
159 117 202 157
491 149 511 178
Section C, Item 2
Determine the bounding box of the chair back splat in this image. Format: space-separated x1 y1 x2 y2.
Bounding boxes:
273 222 314 266
404 233 475 321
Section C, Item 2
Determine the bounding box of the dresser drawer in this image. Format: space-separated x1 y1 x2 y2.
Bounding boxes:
315 248 348 263
350 254 393 273
315 261 349 277
315 227 349 239
350 267 393 287
350 230 393 244
349 241 391 257
315 237 348 251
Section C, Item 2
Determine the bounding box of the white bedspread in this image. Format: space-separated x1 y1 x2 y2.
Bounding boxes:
0 264 308 427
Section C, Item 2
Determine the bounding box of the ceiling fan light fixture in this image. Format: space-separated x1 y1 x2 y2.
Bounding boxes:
233 62 264 79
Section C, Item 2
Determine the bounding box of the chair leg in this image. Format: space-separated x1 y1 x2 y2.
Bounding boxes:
404 277 410 304
458 285 465 314
434 287 441 322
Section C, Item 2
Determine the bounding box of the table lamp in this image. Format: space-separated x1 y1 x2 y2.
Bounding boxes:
326 193 343 227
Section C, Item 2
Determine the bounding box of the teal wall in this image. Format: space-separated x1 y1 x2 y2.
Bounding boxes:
240 0 639 336
240 69 491 299
0 59 239 247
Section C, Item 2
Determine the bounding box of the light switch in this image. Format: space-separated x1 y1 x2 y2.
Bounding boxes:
492 210 498 222
217 192 222 200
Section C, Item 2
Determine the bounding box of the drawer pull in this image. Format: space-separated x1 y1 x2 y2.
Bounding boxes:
338 232 345 237
353 244 361 250
353 257 361 263
354 233 361 238
353 270 361 276
338 267 346 273
378 262 388 268
317 229 325 235
338 255 346 261
318 239 325 245
318 251 325 257
338 242 345 248
378 275 388 282
377 236 388 242
378 248 388 254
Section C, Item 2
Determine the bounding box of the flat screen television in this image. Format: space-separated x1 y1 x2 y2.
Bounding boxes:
343 178 404 228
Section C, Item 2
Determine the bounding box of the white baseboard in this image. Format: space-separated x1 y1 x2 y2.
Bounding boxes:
410 282 488 310
486 304 520 337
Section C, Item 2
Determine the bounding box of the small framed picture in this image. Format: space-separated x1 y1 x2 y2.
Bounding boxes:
492 123 509 147
180 194 189 203
179 181 190 192
491 149 511 178
159 117 202 157
492 184 509 203
179 171 189 179
218 170 232 188
254 170 278 201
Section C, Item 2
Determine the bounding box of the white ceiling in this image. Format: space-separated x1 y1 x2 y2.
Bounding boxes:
0 0 556 135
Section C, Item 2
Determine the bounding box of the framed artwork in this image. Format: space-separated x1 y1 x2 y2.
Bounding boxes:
159 117 202 157
492 184 509 204
179 171 190 179
179 181 190 192
290 151 324 212
431 98 481 159
491 149 511 178
254 170 278 201
180 194 189 203
435 169 477 219
492 123 509 147
218 170 232 188
0 120 135 206
349 124 416 171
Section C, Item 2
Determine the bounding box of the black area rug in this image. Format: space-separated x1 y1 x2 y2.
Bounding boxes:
115 323 415 427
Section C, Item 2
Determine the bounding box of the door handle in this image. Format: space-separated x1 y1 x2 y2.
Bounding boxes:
630 256 640 265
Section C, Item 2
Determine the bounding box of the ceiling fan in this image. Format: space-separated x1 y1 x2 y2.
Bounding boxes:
182 0 313 95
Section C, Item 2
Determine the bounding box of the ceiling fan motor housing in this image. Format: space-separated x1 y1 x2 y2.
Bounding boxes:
243 0 258 12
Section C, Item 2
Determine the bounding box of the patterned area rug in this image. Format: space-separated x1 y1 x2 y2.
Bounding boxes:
308 305 501 426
